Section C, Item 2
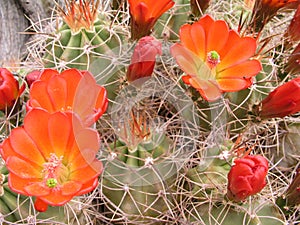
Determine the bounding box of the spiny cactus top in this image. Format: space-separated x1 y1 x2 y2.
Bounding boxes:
171 15 262 102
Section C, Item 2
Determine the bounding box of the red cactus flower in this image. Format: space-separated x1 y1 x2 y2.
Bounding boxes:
126 36 162 85
248 0 299 33
0 109 103 211
227 155 268 202
128 0 175 40
286 4 300 42
170 15 262 101
0 68 24 111
256 77 300 118
26 68 108 126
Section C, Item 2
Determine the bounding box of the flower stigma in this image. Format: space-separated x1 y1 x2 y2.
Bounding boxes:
207 50 221 68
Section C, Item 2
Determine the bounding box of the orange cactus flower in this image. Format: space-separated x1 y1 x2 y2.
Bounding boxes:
170 15 262 101
126 36 162 85
0 68 24 111
255 77 300 118
0 109 103 211
128 0 175 40
26 68 108 126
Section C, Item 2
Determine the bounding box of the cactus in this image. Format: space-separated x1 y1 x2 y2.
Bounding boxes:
154 0 191 41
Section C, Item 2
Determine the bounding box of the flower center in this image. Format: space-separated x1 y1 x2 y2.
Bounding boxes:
42 153 68 187
207 51 220 68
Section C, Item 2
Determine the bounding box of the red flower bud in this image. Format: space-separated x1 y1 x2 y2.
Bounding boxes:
0 68 24 111
227 155 268 202
25 70 42 88
258 77 300 118
126 36 162 85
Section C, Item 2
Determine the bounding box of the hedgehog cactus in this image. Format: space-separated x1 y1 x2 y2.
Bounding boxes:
43 0 126 70
101 108 178 223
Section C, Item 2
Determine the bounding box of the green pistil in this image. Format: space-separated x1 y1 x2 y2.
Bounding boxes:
210 51 219 60
46 178 58 188
207 51 221 68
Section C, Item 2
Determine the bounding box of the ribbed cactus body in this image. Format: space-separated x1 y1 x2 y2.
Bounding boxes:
188 200 285 224
102 133 177 223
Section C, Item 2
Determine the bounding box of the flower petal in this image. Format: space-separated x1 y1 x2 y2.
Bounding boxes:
40 189 73 206
218 78 252 92
219 37 257 70
69 160 103 183
207 20 229 53
29 81 54 112
218 60 262 79
24 182 50 196
170 43 203 76
8 172 40 195
6 156 42 179
47 76 67 111
24 109 53 158
9 127 45 165
76 177 98 195
61 181 82 196
48 112 72 157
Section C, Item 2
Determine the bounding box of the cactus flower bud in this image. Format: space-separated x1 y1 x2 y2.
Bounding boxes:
0 68 24 111
256 77 300 119
25 70 41 88
126 36 162 85
227 155 268 202
128 0 175 40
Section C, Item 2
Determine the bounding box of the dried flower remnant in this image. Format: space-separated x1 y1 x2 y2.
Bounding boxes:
171 15 262 101
248 0 299 33
254 77 300 118
128 0 175 40
0 68 24 111
284 169 300 206
286 43 300 75
57 0 100 32
0 109 103 212
27 68 108 126
285 4 300 42
190 0 211 17
126 36 162 86
227 155 268 201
